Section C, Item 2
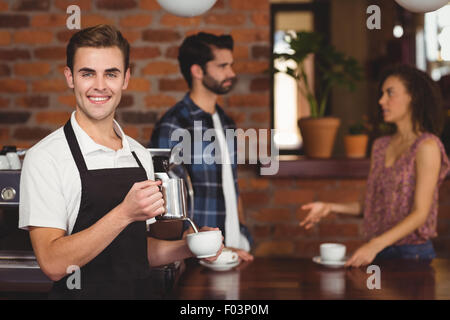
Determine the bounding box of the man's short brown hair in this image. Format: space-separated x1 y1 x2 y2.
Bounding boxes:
66 24 130 72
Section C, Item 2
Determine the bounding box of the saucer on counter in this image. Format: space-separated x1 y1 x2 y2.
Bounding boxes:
312 256 347 268
199 259 240 272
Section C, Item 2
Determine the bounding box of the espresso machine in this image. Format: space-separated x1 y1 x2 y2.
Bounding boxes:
0 148 51 298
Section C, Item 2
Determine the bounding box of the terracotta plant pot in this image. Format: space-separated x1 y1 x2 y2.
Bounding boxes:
344 134 368 158
298 117 341 158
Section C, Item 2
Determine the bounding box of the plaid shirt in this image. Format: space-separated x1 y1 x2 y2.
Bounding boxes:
149 93 252 245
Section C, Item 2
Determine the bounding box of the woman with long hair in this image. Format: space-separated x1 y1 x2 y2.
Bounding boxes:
300 65 449 267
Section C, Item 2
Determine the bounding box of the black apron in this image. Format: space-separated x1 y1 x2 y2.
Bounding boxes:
49 120 152 299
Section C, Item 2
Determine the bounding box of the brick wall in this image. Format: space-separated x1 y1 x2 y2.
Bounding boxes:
0 0 271 148
1 0 449 259
239 170 450 258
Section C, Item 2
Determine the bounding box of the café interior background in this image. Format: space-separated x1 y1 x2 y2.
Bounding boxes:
0 0 449 258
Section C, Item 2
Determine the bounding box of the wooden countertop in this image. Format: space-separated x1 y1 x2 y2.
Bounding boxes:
174 257 450 300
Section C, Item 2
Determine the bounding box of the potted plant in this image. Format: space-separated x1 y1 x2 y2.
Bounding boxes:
344 117 371 158
274 31 362 158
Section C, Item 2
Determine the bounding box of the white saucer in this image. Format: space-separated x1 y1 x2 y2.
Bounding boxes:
313 256 346 268
199 259 240 272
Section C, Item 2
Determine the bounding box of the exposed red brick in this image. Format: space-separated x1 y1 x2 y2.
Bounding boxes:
250 77 270 91
120 111 157 124
0 111 30 124
126 77 151 92
35 111 71 125
15 95 49 109
0 49 30 60
14 62 51 76
11 0 50 11
165 45 179 59
0 128 9 145
145 94 177 108
254 241 295 257
231 29 269 43
96 0 137 10
14 30 53 44
233 61 269 74
34 47 65 60
251 207 291 223
142 61 178 75
117 94 134 109
140 0 160 10
54 0 91 11
158 78 188 92
0 97 9 108
0 14 29 28
0 79 27 93
82 14 114 27
318 223 360 238
130 46 161 60
273 189 316 205
160 14 202 27
0 31 11 45
142 29 181 42
31 14 66 27
32 79 68 93
0 1 8 11
204 14 246 26
0 63 10 76
13 126 52 141
120 14 152 28
230 0 270 11
252 12 269 26
228 94 269 107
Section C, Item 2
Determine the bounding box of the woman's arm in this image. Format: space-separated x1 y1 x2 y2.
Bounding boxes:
346 138 442 267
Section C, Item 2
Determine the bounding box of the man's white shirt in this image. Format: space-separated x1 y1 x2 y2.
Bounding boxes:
19 111 155 234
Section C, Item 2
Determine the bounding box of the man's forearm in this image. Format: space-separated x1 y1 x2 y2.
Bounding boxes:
31 204 131 281
147 237 192 267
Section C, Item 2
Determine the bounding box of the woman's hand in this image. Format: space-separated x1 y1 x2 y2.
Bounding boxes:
299 202 332 229
345 240 384 268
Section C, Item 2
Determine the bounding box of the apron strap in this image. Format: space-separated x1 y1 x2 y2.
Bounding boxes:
131 151 144 168
64 120 88 174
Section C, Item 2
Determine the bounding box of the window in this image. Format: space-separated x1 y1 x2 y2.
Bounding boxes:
423 4 450 79
270 2 330 154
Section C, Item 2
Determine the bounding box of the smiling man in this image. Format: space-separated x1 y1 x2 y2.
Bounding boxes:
18 25 222 299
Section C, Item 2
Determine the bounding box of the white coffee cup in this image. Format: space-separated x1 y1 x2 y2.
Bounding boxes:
212 248 238 265
320 243 346 261
6 152 21 170
187 230 222 258
0 155 10 170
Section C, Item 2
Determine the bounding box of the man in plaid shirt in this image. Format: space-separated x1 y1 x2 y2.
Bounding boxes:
149 33 253 262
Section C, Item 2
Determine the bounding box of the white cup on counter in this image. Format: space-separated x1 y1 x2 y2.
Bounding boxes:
6 152 21 170
320 243 346 262
0 155 10 170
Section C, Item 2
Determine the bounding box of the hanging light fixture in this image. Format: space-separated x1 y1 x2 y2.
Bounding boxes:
157 0 218 17
394 0 448 13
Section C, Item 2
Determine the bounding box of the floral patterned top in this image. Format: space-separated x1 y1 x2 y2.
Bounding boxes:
363 133 450 245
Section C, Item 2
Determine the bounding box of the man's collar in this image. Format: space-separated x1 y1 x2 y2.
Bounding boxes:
182 93 224 121
70 111 130 155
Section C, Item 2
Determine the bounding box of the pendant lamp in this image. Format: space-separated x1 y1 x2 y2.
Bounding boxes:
394 0 448 13
157 0 217 17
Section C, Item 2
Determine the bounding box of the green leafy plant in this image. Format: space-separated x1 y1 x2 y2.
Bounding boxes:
274 31 363 118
